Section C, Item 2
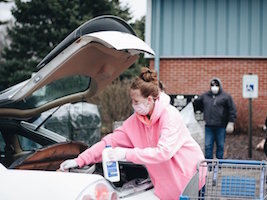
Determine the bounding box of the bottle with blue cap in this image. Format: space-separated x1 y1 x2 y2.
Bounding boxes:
102 145 120 182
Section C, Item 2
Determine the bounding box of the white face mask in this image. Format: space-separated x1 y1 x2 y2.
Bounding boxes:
132 100 150 115
211 86 219 94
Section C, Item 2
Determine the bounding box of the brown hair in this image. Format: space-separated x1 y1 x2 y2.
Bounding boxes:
130 67 159 98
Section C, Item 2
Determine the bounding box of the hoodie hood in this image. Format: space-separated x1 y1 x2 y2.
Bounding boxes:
210 77 223 88
209 77 223 95
150 92 170 124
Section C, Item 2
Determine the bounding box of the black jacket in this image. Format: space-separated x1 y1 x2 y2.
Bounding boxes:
194 78 237 127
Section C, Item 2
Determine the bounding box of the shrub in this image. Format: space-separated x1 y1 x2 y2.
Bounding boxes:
89 79 133 135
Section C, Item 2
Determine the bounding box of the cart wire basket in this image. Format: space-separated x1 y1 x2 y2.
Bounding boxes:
180 159 266 200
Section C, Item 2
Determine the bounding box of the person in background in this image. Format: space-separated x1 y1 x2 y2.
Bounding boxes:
60 67 205 200
257 116 267 156
264 116 267 132
193 78 237 159
263 116 267 156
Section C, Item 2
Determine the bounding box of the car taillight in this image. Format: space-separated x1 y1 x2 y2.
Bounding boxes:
77 180 118 200
95 183 109 200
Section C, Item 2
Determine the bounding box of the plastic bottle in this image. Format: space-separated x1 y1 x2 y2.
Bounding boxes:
102 145 120 182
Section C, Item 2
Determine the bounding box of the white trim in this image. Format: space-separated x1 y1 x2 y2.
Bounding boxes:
150 55 267 59
145 0 152 58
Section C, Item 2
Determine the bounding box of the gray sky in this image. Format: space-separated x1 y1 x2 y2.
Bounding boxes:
0 0 146 21
0 2 13 21
120 0 146 21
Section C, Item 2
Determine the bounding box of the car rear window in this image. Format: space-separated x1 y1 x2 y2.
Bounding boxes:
1 75 91 109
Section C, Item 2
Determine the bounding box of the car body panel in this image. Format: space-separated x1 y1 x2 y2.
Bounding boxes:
0 166 103 200
0 164 159 200
123 189 159 200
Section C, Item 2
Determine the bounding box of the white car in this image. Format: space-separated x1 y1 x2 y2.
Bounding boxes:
0 15 159 200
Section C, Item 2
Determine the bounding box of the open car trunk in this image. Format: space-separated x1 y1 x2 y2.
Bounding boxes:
10 142 153 197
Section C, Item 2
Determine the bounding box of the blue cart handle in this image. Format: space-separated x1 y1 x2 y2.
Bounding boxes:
204 159 266 165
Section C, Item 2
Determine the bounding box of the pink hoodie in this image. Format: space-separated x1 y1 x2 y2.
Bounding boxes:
76 93 205 200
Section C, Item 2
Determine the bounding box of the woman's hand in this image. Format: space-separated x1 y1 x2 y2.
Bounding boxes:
59 159 78 171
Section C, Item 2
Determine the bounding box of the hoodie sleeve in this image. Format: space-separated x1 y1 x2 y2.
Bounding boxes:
75 126 133 167
227 94 237 122
75 140 106 167
126 108 190 165
193 94 204 112
102 126 134 148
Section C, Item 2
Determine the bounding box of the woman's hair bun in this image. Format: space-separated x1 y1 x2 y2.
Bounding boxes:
140 67 158 84
130 67 159 98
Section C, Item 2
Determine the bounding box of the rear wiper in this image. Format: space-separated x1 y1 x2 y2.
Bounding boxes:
34 106 61 131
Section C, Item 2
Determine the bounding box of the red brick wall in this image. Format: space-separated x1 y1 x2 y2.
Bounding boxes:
150 58 267 128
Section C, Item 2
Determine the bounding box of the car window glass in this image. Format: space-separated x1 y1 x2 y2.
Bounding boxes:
38 102 102 147
2 75 90 109
17 135 42 151
0 132 5 152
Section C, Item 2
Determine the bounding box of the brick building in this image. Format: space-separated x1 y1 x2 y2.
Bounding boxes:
145 0 267 129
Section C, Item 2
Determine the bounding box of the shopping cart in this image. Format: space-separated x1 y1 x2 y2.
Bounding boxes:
180 159 266 200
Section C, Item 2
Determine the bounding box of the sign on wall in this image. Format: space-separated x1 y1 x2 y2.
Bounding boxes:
242 74 258 98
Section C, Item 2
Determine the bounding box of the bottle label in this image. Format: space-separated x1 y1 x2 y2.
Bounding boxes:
106 161 118 177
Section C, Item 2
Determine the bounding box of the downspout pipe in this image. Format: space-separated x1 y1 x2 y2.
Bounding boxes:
154 0 161 79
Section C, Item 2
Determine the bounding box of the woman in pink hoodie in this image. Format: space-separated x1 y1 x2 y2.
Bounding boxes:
60 67 205 199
